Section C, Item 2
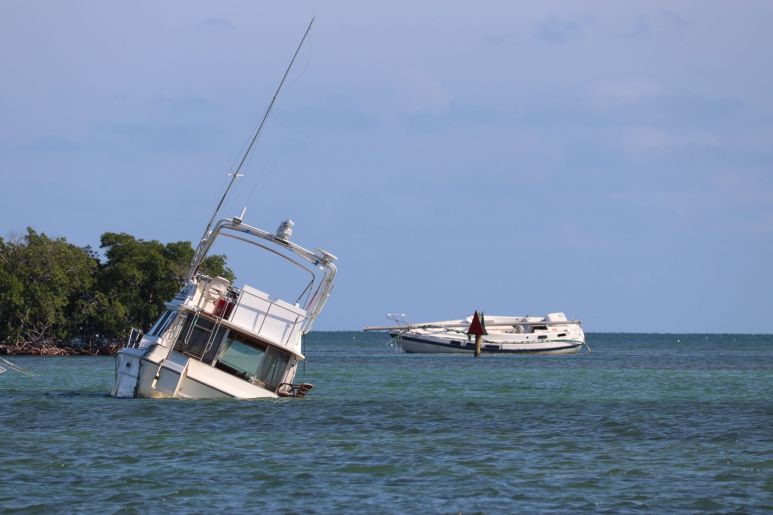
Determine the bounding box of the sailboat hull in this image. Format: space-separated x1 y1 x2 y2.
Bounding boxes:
393 333 584 355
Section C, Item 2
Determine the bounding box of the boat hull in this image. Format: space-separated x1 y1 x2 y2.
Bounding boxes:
393 333 584 355
112 347 279 400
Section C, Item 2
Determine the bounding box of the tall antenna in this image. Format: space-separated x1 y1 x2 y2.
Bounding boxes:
198 17 315 243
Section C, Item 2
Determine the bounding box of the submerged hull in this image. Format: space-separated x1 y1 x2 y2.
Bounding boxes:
113 347 280 400
393 332 584 355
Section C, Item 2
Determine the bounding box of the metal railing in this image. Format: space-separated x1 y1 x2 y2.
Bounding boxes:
229 287 306 347
126 327 144 349
185 278 309 348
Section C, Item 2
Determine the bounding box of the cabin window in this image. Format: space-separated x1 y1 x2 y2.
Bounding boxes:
258 346 291 389
215 332 291 390
217 339 266 379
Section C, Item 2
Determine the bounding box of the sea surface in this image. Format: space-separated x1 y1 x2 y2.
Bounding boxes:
1 333 771 513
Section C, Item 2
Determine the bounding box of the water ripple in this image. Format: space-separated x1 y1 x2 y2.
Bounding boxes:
0 333 771 512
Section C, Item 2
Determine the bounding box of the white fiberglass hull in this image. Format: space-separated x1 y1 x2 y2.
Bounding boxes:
392 332 584 355
113 347 280 400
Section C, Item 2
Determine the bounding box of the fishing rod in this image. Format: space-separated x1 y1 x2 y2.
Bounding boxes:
198 17 315 245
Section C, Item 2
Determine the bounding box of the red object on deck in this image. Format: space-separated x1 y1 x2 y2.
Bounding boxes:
213 297 235 319
467 310 487 336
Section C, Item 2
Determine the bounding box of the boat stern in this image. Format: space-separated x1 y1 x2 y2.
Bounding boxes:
111 347 146 398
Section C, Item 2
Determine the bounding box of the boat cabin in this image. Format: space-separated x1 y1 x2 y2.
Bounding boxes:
144 271 311 393
173 311 294 391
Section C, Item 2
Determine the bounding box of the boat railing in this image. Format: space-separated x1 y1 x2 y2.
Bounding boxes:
126 327 144 349
227 287 307 348
363 319 582 332
189 283 308 349
276 382 314 398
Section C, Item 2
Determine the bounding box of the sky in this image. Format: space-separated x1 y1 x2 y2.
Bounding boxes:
1 1 772 332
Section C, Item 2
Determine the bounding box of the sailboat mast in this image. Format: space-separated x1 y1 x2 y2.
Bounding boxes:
198 17 315 244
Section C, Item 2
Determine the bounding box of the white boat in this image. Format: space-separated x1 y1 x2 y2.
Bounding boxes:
111 19 338 400
364 313 585 355
111 218 337 399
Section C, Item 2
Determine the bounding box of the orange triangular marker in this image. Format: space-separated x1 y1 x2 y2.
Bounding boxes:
467 310 488 336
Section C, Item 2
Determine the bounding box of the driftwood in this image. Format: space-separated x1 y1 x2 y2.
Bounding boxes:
0 320 123 355
0 339 122 356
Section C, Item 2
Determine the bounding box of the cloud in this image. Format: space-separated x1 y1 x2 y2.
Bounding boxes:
643 167 773 236
592 80 663 104
619 10 692 39
147 95 217 116
22 134 79 153
485 13 591 46
277 92 381 133
623 126 670 150
398 69 453 114
621 125 720 151
196 17 235 33
535 15 584 44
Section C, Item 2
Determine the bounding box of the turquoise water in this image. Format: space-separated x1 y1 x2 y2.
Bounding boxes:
1 333 771 513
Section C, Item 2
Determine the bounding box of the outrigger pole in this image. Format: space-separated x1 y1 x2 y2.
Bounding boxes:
198 17 316 245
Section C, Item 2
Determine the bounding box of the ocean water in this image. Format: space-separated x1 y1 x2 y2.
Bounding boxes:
1 332 771 513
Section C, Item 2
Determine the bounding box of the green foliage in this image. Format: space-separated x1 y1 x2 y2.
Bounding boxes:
0 229 99 346
200 254 235 283
98 232 180 332
0 228 233 353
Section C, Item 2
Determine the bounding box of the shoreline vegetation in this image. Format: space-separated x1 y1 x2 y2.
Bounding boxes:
0 228 233 356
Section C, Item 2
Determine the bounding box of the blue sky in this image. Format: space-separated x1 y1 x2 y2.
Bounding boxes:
2 1 772 332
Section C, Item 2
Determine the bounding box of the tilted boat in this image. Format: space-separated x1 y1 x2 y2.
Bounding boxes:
112 217 337 399
111 19 338 399
365 313 585 355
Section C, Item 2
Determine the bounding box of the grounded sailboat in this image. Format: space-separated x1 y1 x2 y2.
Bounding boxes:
111 19 337 399
365 313 585 355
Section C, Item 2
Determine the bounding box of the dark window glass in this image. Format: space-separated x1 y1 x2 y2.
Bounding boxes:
218 338 266 380
258 347 291 389
175 316 225 361
215 332 291 390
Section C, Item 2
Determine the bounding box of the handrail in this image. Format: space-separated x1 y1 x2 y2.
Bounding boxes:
276 382 313 398
185 218 336 334
218 232 317 290
233 287 307 347
363 319 583 332
183 284 308 350
126 327 144 349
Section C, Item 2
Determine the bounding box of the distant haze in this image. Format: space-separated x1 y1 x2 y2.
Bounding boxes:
2 1 772 332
